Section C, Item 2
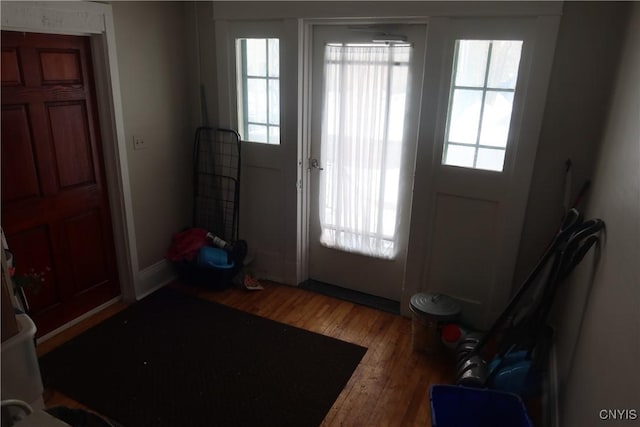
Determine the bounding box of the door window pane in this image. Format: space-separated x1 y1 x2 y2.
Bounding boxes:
247 78 267 123
445 144 475 168
476 148 506 171
246 39 267 76
478 91 514 148
455 40 490 87
487 41 523 89
448 89 482 144
248 124 267 143
268 39 279 77
319 43 411 259
268 80 280 125
268 126 280 144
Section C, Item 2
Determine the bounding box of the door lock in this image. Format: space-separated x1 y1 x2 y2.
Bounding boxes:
310 158 324 170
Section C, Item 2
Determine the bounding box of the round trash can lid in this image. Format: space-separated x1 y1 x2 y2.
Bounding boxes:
410 293 461 321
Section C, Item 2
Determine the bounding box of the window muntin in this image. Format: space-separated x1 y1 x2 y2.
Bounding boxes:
442 39 523 172
236 38 280 145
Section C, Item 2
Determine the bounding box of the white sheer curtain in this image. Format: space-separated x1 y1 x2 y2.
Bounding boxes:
319 43 411 259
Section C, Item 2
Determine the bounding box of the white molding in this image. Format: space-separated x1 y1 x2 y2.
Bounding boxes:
213 1 563 21
297 20 312 287
246 249 286 285
547 335 561 427
1 1 107 35
36 296 122 344
1 1 140 301
136 260 177 300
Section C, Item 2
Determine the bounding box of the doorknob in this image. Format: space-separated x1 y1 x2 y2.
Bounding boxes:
310 158 324 170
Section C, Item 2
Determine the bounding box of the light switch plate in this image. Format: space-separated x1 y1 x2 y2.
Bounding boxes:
133 135 148 150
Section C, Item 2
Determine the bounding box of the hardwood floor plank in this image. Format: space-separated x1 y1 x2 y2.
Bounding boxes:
39 281 456 426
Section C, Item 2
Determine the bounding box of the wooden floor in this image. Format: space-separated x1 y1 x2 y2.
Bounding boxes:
38 281 455 426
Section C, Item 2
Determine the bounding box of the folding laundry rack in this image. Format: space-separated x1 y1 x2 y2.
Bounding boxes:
173 127 242 289
192 127 241 242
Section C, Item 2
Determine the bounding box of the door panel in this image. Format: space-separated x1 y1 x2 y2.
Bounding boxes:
7 226 59 314
1 105 40 202
1 47 22 85
39 49 83 85
48 101 96 187
1 31 119 337
64 210 110 293
427 194 500 321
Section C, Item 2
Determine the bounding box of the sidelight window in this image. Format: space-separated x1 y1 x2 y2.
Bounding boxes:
442 39 523 172
236 38 280 144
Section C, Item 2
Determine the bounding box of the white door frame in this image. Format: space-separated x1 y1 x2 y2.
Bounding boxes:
1 1 139 301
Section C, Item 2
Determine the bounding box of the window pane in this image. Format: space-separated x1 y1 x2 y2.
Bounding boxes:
246 39 266 76
455 40 490 87
487 41 523 89
393 47 410 63
388 65 408 142
268 39 279 77
382 168 400 236
268 79 280 125
445 144 475 168
448 89 482 144
248 124 268 143
442 38 523 171
476 148 505 171
268 126 280 144
237 37 280 145
247 78 267 123
319 43 410 259
479 91 515 148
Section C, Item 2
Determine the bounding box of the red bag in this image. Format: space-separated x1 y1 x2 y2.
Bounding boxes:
166 228 209 262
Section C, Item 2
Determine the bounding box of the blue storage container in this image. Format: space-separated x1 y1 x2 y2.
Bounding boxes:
430 385 532 427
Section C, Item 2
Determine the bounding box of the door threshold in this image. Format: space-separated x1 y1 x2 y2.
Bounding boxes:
300 279 400 315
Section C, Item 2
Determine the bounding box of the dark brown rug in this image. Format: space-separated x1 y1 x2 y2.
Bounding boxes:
39 287 367 427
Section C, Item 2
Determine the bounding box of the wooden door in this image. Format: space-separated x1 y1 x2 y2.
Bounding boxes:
1 31 120 337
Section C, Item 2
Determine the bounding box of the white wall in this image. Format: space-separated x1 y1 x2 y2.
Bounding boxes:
515 2 630 287
553 3 639 424
186 1 218 129
111 2 193 274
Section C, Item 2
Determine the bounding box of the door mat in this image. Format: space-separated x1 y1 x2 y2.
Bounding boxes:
300 279 401 315
39 287 367 427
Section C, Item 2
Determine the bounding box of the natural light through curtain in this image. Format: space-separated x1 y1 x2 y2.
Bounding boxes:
319 43 410 259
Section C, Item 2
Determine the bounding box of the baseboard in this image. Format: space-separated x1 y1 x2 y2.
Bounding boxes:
544 332 560 427
37 261 176 343
137 259 178 300
246 249 286 285
36 296 121 344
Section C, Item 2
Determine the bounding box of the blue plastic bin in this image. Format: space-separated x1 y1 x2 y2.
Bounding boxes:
430 385 532 427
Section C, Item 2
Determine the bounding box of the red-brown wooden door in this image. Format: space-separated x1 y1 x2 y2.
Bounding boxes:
1 31 120 337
